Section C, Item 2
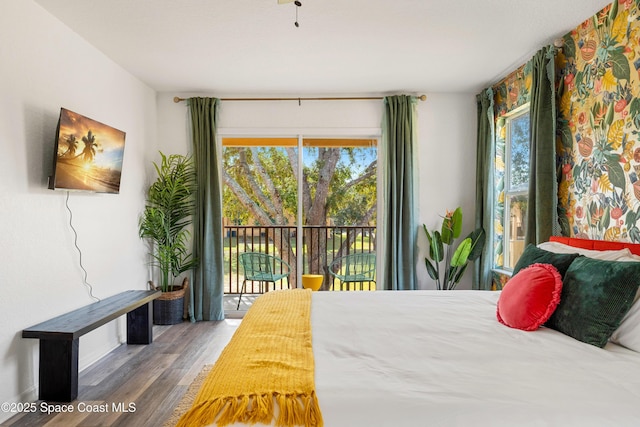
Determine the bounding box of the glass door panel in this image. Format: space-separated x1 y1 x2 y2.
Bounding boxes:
302 139 377 290
222 138 298 292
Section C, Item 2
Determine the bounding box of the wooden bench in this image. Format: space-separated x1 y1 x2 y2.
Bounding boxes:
22 290 162 402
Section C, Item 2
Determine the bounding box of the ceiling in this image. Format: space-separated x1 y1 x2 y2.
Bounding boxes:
34 0 613 96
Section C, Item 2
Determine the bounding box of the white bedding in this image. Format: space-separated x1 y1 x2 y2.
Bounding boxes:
312 290 640 427
225 290 640 427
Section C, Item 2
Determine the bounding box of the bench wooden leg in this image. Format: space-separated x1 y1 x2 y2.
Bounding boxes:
127 301 153 344
39 339 79 402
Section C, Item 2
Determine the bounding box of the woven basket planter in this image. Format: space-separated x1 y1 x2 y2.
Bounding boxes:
150 278 188 325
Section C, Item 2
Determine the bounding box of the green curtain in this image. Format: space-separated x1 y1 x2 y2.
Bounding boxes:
526 45 559 246
382 95 417 291
188 97 224 321
473 88 495 290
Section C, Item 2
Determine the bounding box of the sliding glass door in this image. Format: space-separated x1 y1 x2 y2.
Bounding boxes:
222 136 377 293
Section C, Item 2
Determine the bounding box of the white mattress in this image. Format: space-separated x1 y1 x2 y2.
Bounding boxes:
227 290 640 426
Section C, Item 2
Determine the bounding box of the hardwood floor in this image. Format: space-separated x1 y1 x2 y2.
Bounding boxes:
3 317 242 427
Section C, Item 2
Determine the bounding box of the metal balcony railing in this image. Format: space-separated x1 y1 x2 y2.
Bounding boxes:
223 225 376 293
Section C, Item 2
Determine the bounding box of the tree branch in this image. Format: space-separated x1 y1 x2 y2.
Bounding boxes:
339 160 376 193
223 170 274 225
250 147 285 222
238 150 277 216
307 148 340 224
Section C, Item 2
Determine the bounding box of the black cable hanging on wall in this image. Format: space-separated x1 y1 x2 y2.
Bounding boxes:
65 191 100 302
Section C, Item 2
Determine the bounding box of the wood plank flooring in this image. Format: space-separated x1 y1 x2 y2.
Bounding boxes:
2 318 242 427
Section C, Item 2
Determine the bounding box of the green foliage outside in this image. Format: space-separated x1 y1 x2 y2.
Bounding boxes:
222 142 378 284
222 233 375 273
223 145 376 227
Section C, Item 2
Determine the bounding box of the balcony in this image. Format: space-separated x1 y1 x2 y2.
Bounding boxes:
223 225 376 295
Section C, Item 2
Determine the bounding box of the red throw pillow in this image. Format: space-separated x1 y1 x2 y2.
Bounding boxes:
497 263 563 331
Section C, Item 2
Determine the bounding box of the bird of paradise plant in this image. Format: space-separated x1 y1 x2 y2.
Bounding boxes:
423 207 486 290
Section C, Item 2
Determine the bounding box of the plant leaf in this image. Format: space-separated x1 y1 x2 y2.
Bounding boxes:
445 266 458 289
466 228 486 261
609 0 619 23
451 238 472 267
605 101 615 128
424 225 439 261
431 231 444 263
598 174 614 192
606 159 626 192
441 216 453 245
630 98 640 118
139 151 197 290
608 119 625 150
441 207 463 244
425 259 438 281
452 263 468 285
610 49 631 81
562 34 576 59
451 207 463 239
423 225 434 259
559 125 573 149
602 205 611 230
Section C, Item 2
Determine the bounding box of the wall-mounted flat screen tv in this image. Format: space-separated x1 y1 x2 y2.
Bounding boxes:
49 108 126 194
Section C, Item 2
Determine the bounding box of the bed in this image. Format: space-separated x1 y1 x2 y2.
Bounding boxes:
177 238 640 427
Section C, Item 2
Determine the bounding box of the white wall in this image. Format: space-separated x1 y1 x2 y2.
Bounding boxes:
156 92 478 290
0 1 156 419
156 94 384 152
415 93 478 290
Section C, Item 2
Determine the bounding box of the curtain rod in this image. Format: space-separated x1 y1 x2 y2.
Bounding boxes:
173 95 427 103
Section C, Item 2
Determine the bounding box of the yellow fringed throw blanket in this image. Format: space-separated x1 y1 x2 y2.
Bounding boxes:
176 288 323 427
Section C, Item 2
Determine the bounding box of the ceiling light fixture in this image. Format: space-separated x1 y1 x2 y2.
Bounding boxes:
294 1 301 27
278 0 302 27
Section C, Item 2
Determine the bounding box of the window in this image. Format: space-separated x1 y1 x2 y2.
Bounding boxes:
221 136 378 292
497 105 530 270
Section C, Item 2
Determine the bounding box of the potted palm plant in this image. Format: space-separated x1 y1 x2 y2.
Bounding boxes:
139 152 197 324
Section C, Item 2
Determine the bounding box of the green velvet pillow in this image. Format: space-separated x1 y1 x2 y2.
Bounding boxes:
546 257 640 348
512 244 581 278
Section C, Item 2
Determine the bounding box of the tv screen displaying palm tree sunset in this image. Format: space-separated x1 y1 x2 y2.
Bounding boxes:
49 108 126 193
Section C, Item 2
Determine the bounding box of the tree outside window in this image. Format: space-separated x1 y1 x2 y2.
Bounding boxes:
498 106 530 270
